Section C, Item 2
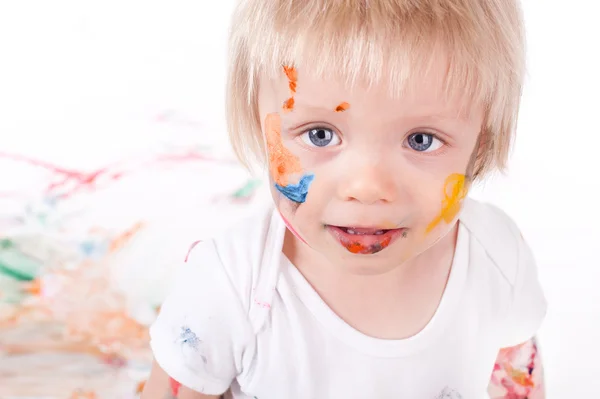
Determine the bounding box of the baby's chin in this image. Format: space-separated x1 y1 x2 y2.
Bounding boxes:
313 223 455 275
321 248 414 276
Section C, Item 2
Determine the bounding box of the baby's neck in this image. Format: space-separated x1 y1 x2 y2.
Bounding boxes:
284 226 458 339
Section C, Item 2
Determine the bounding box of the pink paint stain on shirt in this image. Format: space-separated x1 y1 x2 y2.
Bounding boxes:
184 240 202 262
253 298 272 309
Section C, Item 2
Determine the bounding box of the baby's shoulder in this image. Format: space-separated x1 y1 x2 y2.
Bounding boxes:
186 202 283 323
460 198 526 285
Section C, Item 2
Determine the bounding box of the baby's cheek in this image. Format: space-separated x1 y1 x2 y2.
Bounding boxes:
423 173 469 235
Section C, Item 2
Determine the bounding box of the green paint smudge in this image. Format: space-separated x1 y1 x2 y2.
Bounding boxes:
232 179 262 199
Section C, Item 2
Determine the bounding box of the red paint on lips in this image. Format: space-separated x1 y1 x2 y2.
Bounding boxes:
327 225 406 254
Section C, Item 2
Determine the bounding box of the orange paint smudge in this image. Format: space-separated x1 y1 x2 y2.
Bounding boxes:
136 380 146 394
283 65 297 82
282 97 295 113
335 102 350 112
23 279 42 296
425 173 468 234
265 113 302 186
506 365 535 387
70 390 97 399
109 221 144 252
282 65 297 111
289 80 297 93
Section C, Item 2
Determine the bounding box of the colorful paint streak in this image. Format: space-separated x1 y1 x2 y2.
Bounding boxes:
341 235 392 255
265 113 303 186
275 174 314 203
335 102 350 112
488 338 544 398
425 173 468 234
0 149 236 202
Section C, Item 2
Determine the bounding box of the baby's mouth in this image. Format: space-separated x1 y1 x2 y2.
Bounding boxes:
326 225 407 255
337 227 390 236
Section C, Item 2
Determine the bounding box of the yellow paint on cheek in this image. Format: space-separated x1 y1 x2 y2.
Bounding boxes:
425 173 468 234
265 113 302 186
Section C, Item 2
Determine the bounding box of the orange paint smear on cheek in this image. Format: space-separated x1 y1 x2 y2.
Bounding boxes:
265 113 302 186
335 102 350 112
425 173 468 234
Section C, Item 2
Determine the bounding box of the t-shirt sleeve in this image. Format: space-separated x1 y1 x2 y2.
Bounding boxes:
499 232 548 348
149 240 254 395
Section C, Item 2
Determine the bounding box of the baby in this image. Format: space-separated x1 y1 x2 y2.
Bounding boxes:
142 0 547 398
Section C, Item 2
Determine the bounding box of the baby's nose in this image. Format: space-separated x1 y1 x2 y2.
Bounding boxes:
336 159 397 205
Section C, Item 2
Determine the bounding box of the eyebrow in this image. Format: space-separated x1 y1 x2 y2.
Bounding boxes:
291 103 468 122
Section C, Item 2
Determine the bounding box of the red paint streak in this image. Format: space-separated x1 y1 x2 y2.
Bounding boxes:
169 377 182 397
0 150 237 202
278 211 308 245
184 240 202 262
0 151 124 199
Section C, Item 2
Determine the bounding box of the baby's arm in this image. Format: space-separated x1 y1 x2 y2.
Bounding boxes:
147 240 254 398
142 360 219 399
485 213 547 398
487 337 545 399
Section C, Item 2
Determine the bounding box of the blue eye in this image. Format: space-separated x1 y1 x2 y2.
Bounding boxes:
407 133 443 152
301 128 341 147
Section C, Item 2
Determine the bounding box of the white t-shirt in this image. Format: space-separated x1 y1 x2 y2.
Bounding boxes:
149 198 547 399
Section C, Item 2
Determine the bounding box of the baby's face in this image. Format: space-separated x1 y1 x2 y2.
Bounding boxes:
258 67 484 274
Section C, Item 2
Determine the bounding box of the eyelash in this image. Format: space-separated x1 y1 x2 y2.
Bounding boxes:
293 125 449 154
405 131 448 154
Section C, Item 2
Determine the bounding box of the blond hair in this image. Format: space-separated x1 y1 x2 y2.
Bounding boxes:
226 0 526 178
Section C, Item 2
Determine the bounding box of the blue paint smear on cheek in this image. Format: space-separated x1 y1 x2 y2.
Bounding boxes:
275 174 315 203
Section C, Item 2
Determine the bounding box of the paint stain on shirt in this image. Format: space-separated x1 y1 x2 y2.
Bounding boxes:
178 326 201 350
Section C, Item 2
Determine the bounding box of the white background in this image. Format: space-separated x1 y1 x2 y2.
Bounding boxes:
1 0 599 397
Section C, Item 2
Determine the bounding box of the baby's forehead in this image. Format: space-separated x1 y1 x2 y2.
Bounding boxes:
261 68 479 121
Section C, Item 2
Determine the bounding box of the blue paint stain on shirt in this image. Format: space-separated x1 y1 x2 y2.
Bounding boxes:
275 174 315 203
178 326 201 350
